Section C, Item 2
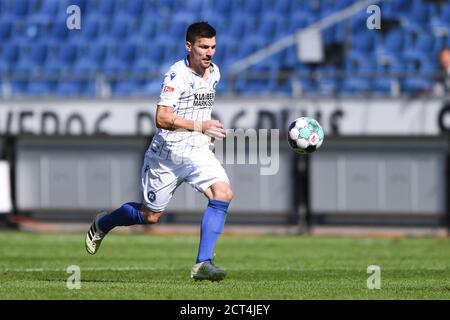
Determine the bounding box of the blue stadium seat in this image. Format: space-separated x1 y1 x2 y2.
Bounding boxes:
111 80 145 97
10 19 47 45
402 1 433 33
349 12 367 32
322 23 345 44
69 0 87 12
167 13 194 41
258 12 284 40
235 67 278 96
103 43 138 77
121 0 146 16
26 80 54 97
333 0 357 11
349 30 377 55
182 0 206 13
316 66 339 96
134 19 158 41
82 81 97 97
228 13 258 38
70 17 105 44
216 36 238 70
431 2 450 32
45 43 79 78
292 0 321 19
293 77 317 97
242 0 265 15
0 18 12 42
0 43 19 75
211 0 235 17
10 80 28 97
27 0 59 25
2 0 33 17
415 34 435 53
373 59 406 96
376 29 406 61
295 62 314 78
271 0 291 15
96 0 117 16
72 43 107 77
341 57 376 96
237 35 266 59
227 15 247 38
381 0 412 20
103 17 132 43
282 46 298 69
48 19 69 43
142 79 163 97
155 0 179 15
288 12 315 33
56 80 85 97
131 41 165 77
14 43 49 78
403 59 436 94
274 79 293 97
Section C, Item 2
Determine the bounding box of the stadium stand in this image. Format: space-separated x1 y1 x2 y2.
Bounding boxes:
0 0 449 98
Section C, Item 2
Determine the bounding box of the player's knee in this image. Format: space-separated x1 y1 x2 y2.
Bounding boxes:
145 213 161 224
213 187 233 202
141 207 163 224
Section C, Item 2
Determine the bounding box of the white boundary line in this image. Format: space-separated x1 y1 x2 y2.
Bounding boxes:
0 267 161 272
0 266 447 273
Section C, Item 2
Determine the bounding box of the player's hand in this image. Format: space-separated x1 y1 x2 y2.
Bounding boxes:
201 120 226 139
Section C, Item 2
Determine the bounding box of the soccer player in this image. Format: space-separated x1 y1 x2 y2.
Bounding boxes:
85 22 233 282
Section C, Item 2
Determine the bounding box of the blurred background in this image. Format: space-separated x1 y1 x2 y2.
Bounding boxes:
0 0 449 235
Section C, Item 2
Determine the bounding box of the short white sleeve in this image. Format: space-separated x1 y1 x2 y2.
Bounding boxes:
157 69 184 108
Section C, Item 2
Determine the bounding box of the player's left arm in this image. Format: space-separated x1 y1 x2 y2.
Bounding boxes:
156 105 226 139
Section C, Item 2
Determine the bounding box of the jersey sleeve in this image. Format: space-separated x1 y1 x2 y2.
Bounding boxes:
157 69 184 108
213 63 221 91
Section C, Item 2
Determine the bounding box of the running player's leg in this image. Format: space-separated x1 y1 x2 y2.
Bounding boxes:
186 154 233 281
196 181 233 263
85 156 182 255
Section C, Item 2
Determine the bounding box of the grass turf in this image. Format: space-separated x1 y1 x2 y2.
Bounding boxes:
0 231 448 299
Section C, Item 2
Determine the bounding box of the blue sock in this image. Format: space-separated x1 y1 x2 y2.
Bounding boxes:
196 200 229 263
97 202 146 234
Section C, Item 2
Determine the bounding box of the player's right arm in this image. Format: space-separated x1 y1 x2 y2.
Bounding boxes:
155 105 226 139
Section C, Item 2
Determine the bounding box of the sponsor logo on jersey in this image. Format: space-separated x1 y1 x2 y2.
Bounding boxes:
170 72 176 80
163 86 175 93
193 92 215 106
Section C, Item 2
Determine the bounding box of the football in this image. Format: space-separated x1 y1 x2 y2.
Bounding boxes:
287 117 324 154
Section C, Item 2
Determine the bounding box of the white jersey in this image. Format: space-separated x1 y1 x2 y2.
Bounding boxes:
147 56 220 160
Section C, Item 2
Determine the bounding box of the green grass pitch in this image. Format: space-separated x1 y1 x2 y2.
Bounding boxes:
0 231 448 299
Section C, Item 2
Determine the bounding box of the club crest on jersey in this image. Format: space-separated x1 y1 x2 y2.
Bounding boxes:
163 86 174 93
148 191 156 202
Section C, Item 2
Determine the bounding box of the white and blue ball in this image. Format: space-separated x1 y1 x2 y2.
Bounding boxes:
287 117 324 154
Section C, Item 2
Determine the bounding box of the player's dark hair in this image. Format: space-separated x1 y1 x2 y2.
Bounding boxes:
186 22 216 43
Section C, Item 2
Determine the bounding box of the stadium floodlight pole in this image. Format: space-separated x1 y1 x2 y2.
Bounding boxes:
228 0 382 76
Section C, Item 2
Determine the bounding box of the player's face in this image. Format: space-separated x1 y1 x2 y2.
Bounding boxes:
440 50 450 70
186 37 216 70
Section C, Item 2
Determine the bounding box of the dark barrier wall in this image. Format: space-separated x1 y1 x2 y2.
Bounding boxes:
308 136 449 227
11 135 450 227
